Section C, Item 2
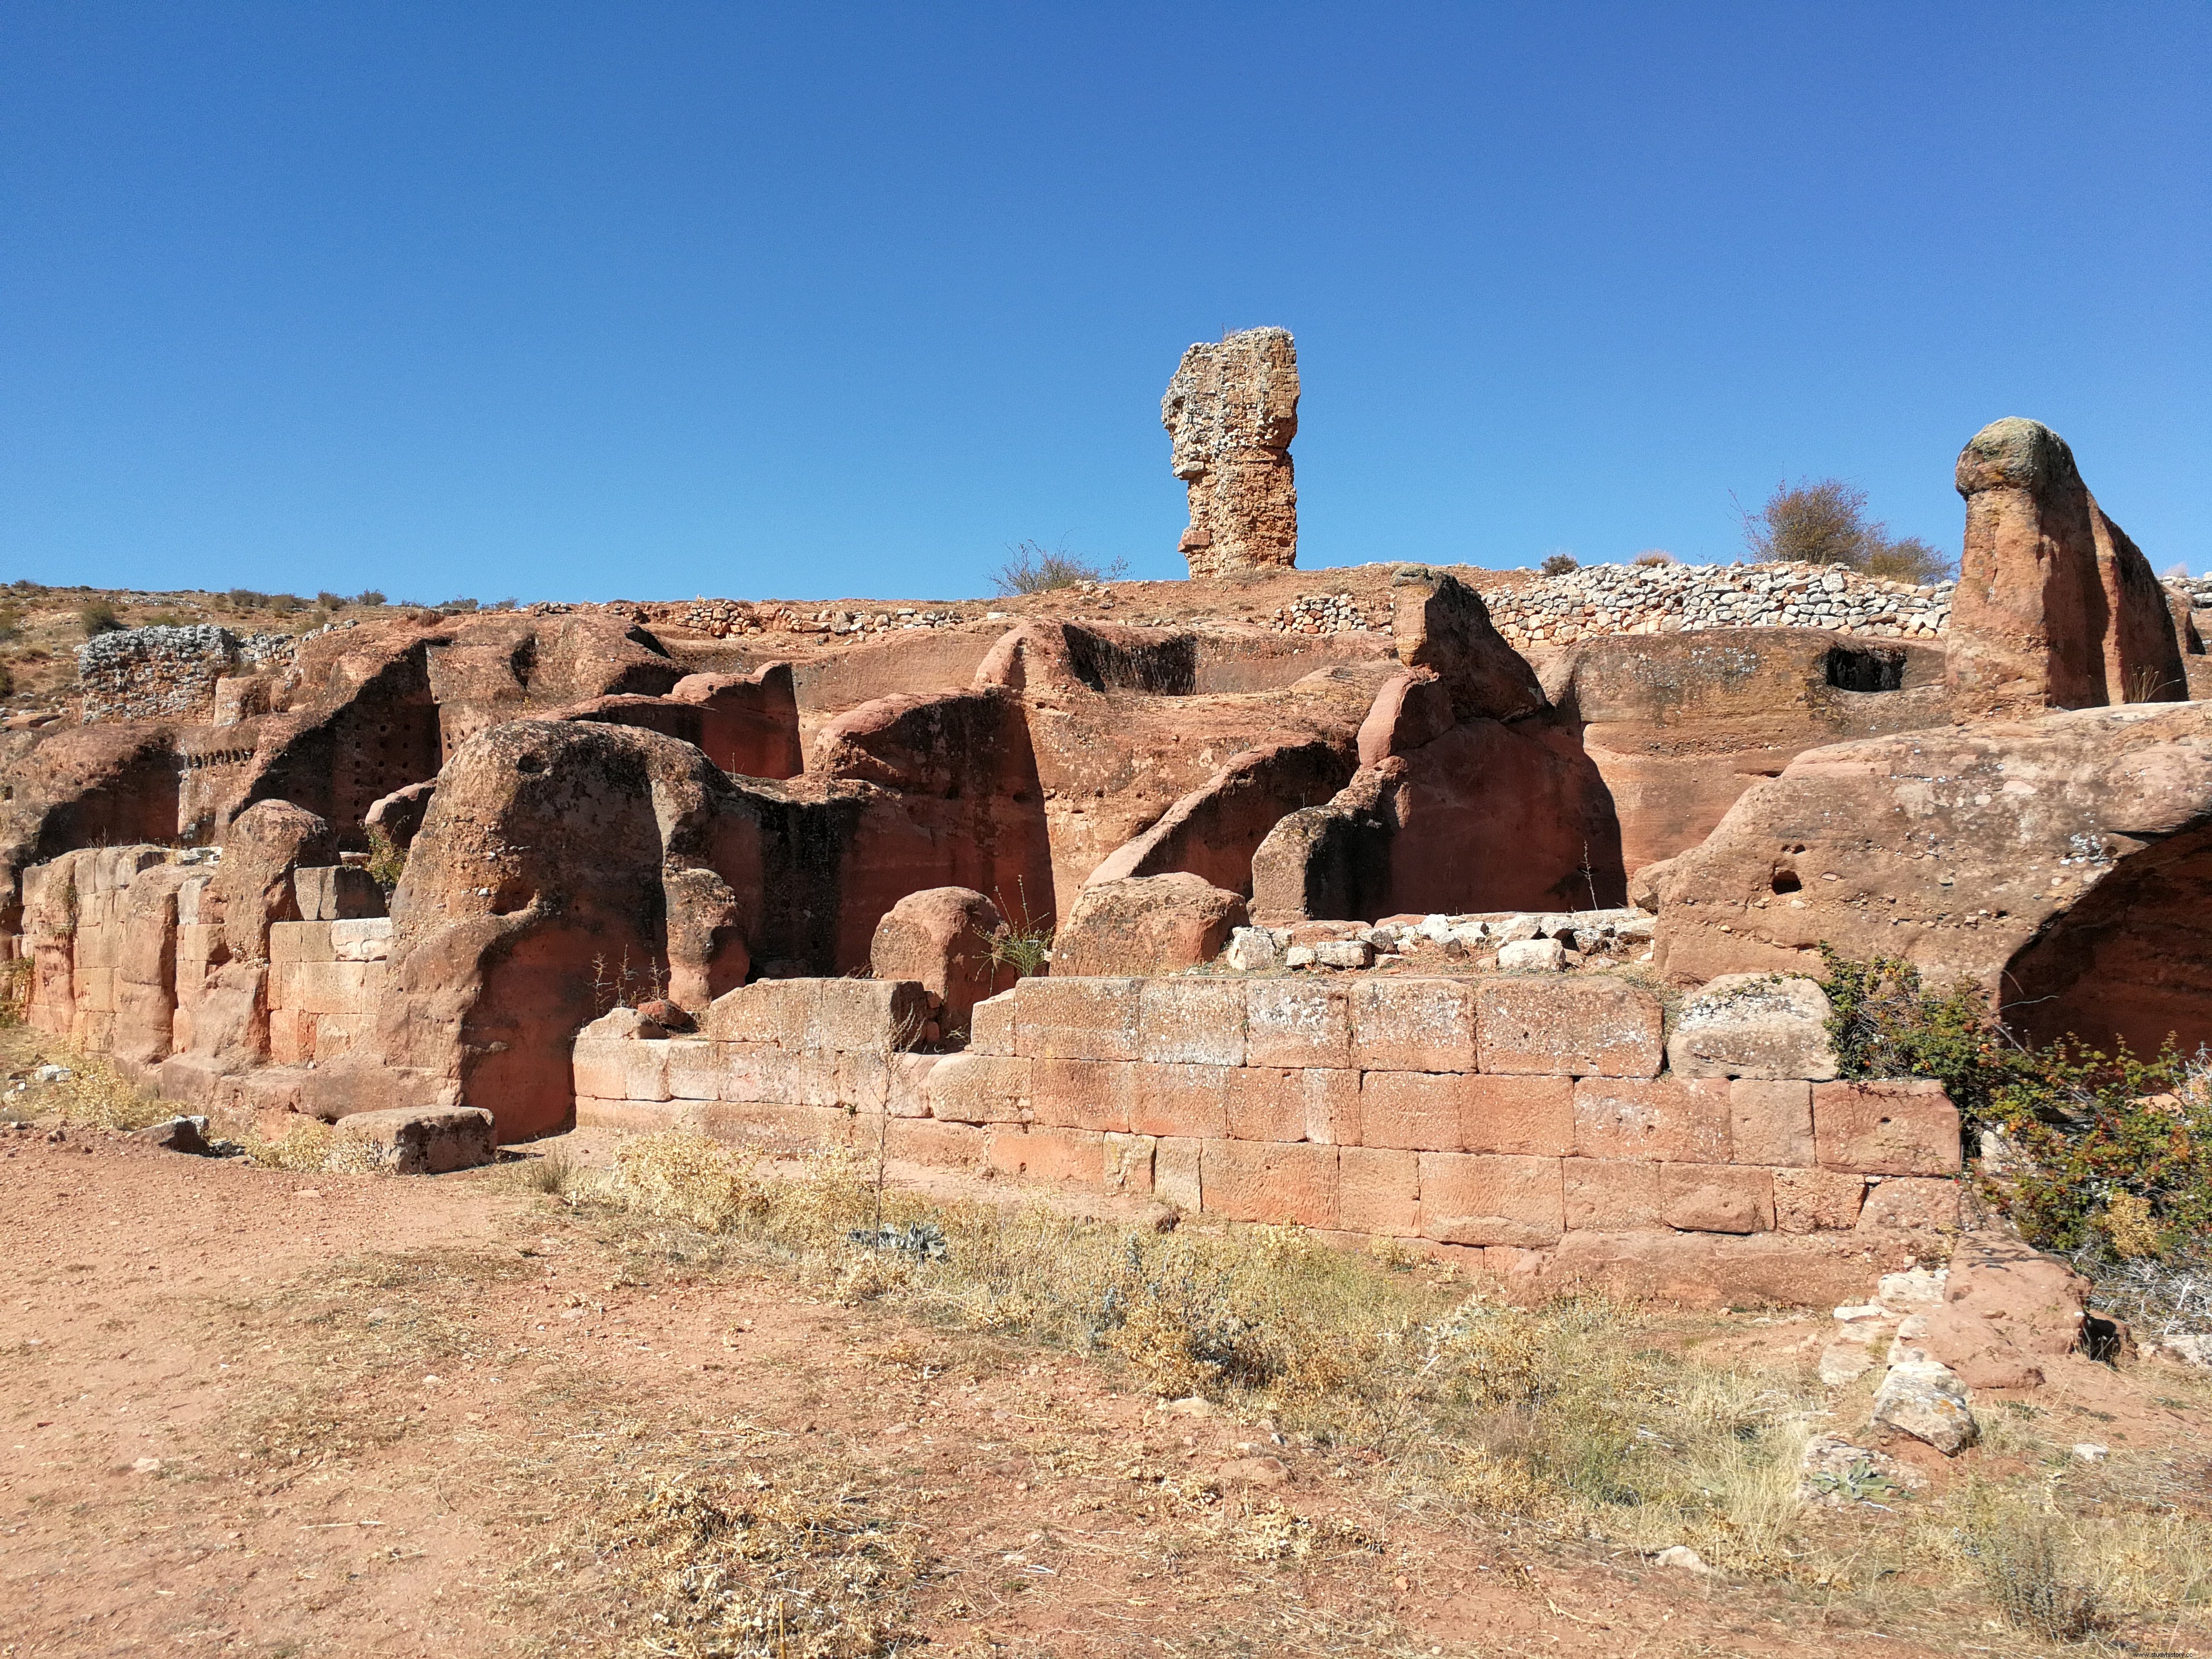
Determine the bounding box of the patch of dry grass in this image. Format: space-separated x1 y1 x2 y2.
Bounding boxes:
40 1047 172 1131
584 1131 2212 1642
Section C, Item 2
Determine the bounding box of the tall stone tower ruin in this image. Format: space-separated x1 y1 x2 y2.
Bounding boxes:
1161 326 1299 578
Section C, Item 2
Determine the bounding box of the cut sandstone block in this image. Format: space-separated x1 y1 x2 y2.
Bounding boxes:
1137 978 1246 1066
923 1053 1031 1123
1360 1071 1573 1155
1225 1068 1303 1142
812 979 932 1055
1105 1132 1156 1192
1857 1176 1961 1232
968 991 1016 1056
1348 977 1476 1072
1301 1068 1361 1145
1573 1078 1730 1162
1338 1146 1420 1235
1774 1167 1867 1233
1813 1081 1961 1177
1666 974 1839 1080
1131 1063 1232 1138
1417 1153 1564 1246
1154 1137 1201 1210
1016 977 1142 1061
1475 977 1661 1077
1564 1158 1660 1230
885 1115 986 1170
705 979 817 1047
1730 1079 1815 1167
332 1107 496 1175
986 1126 1103 1184
1199 1139 1339 1229
1657 1163 1774 1234
1030 1058 1134 1132
1245 979 1350 1069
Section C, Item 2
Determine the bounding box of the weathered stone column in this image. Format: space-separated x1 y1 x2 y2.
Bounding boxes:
1161 327 1299 577
1948 417 2184 714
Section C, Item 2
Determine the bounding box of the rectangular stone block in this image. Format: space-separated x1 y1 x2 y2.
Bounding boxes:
1031 1058 1134 1133
268 1006 312 1066
1857 1176 1961 1232
1730 1079 1814 1167
1563 1158 1660 1230
888 1053 939 1118
1199 1139 1339 1228
1349 977 1477 1072
1574 1078 1730 1162
329 918 393 962
1461 1075 1576 1156
716 1041 801 1105
885 1115 986 1170
310 1009 370 1061
1131 1063 1231 1138
294 865 385 923
1813 1081 1962 1177
704 978 817 1049
812 978 932 1055
1417 1152 1564 1247
1338 1146 1420 1236
1773 1167 1867 1233
665 1039 722 1102
1657 1163 1774 1234
1016 977 1141 1061
1357 1071 1464 1151
1225 1067 1303 1143
968 991 1016 1055
1301 1068 1361 1146
1154 1136 1201 1210
837 1051 892 1112
1137 977 1246 1066
570 1038 633 1102
1105 1131 1156 1193
986 1125 1104 1185
924 1052 1031 1124
1474 977 1663 1078
289 959 377 1016
268 921 332 966
1245 979 1350 1069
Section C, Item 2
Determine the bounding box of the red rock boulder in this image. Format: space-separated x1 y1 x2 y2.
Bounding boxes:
1051 874 1248 976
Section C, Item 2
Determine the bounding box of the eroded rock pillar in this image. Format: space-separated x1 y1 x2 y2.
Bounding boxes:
1162 327 1299 577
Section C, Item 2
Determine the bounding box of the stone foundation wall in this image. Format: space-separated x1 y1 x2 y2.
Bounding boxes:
267 917 391 1064
574 970 1962 1302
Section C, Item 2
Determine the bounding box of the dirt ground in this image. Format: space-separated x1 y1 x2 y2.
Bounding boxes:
3 1120 2205 1658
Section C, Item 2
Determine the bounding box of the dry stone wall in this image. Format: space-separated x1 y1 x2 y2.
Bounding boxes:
76 625 300 722
574 969 1963 1304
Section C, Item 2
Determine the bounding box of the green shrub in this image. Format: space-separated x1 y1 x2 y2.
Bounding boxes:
1818 946 2212 1258
79 598 124 636
1541 552 1579 576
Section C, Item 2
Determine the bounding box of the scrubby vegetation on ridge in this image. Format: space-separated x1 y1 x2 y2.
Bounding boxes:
1819 946 2212 1318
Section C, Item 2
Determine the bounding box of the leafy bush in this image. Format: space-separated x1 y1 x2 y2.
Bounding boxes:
1819 946 2212 1258
1740 479 1957 581
1540 552 1579 576
78 599 124 636
316 590 345 609
354 589 387 607
990 540 1127 595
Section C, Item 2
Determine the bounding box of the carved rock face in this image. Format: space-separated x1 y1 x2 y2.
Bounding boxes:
1161 327 1299 577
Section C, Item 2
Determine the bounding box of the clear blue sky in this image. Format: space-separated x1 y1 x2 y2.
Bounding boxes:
4 3 2206 603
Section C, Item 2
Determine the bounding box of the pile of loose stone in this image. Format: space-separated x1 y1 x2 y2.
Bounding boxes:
1482 561 1953 647
1217 907 1656 974
77 625 299 723
1268 591 1390 636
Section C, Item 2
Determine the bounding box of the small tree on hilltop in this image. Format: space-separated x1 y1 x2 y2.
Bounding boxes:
1738 477 1957 584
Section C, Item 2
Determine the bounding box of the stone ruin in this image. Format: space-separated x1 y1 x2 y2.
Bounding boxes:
11 391 2212 1308
1162 326 1299 576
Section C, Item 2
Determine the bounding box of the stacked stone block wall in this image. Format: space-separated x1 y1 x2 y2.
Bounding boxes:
574 971 1962 1292
266 917 391 1064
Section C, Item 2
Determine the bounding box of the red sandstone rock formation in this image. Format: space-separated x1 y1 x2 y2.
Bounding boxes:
868 886 1014 1039
1947 418 2185 715
1646 702 2212 1056
1084 739 1355 895
1250 574 1624 924
1051 873 1249 976
1162 327 1299 576
669 663 803 779
1542 629 1954 875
